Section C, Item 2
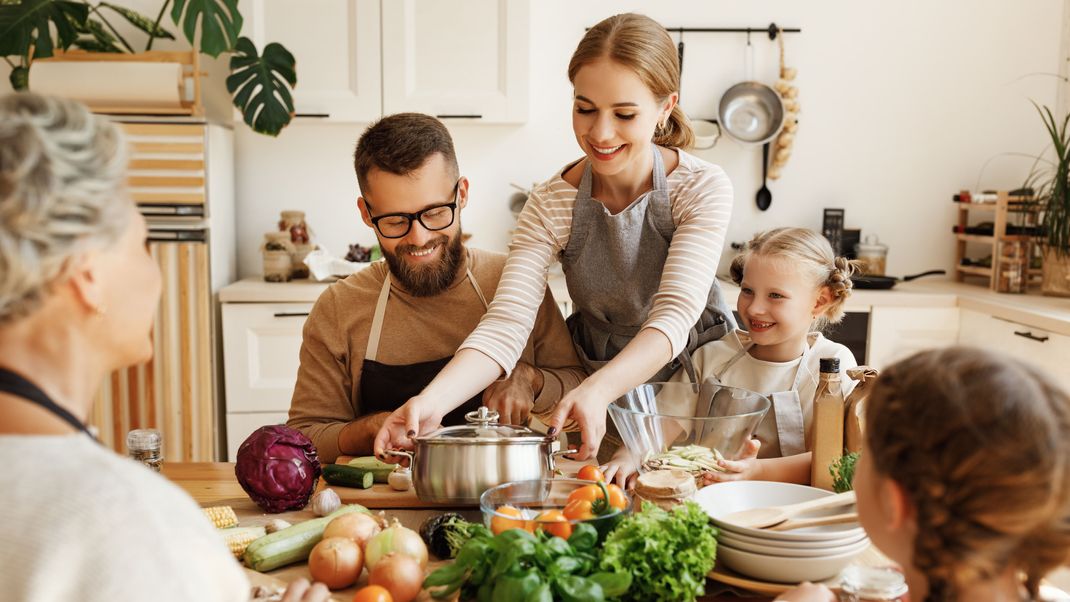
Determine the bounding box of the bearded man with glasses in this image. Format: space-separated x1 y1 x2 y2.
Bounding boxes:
287 113 585 461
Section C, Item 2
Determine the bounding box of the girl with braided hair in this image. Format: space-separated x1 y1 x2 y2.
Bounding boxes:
776 346 1070 602
603 227 860 486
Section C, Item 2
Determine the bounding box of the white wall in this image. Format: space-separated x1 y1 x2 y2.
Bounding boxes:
2 1 1066 279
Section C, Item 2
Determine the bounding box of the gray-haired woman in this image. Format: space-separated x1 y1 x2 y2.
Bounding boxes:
0 93 327 602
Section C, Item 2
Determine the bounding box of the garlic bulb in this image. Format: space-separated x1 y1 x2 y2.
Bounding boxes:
388 467 413 491
264 518 292 534
310 488 341 516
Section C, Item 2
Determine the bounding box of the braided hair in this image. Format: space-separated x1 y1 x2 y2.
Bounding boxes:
729 227 860 331
865 347 1070 601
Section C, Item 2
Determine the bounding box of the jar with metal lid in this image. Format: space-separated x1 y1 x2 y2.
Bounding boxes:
839 566 908 602
279 210 310 245
384 407 569 504
127 428 163 472
262 232 294 282
855 235 889 277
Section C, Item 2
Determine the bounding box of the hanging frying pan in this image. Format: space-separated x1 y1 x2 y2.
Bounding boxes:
853 270 946 290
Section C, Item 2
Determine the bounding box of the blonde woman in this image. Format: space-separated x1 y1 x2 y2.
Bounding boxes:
777 347 1070 601
0 93 326 602
376 13 735 461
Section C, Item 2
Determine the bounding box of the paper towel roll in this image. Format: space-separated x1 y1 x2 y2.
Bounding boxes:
32 61 184 109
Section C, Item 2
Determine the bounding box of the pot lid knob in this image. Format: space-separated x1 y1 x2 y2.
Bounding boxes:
465 406 500 426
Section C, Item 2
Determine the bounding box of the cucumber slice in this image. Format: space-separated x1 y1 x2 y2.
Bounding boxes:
346 456 396 483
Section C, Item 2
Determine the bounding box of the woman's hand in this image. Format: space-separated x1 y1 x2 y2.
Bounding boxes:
699 438 762 485
773 582 837 602
372 395 445 459
601 447 640 488
280 578 330 602
548 379 614 461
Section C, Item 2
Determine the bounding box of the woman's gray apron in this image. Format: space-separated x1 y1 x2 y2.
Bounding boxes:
560 146 735 459
711 336 812 458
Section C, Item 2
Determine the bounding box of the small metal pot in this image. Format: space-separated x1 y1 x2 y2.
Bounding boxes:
386 407 569 504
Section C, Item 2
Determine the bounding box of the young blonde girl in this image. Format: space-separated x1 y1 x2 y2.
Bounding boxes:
604 227 859 486
776 347 1070 602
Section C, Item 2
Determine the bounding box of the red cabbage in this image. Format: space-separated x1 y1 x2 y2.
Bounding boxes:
235 425 322 513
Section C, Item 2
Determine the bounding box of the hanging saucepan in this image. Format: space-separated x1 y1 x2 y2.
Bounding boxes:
717 82 785 145
853 270 947 290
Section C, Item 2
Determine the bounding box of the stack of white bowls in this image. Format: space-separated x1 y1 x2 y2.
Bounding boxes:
695 481 869 583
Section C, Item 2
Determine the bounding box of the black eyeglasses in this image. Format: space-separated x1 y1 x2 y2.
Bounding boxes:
365 180 461 239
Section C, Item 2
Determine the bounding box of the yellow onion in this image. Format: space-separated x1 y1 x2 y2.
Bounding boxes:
364 519 428 570
308 536 363 590
369 553 424 602
323 512 382 548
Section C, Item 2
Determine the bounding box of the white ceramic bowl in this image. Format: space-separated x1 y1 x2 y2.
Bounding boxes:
719 531 870 558
718 528 868 551
696 481 865 542
718 540 868 583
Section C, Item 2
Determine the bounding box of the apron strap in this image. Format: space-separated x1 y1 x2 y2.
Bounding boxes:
365 261 489 363
0 367 97 440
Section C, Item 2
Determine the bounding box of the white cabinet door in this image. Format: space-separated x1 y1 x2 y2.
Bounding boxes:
242 0 381 121
226 411 290 461
867 307 961 370
222 303 312 413
381 0 529 123
959 309 1070 393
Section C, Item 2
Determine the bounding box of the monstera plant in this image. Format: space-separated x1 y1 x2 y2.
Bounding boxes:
0 0 297 136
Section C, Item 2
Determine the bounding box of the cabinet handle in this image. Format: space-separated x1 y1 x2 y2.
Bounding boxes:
295 113 330 118
274 312 310 318
1013 330 1049 342
435 114 483 119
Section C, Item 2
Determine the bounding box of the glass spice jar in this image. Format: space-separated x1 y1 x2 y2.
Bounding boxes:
126 428 163 472
855 235 889 277
839 566 908 602
262 232 295 282
279 210 310 245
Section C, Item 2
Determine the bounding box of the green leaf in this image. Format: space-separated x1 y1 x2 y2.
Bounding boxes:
553 575 605 602
0 0 88 60
9 65 28 89
227 37 296 137
100 3 173 40
566 522 597 552
588 571 632 598
170 0 240 57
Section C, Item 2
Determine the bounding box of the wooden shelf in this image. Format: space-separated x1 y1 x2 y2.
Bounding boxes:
956 265 993 276
953 190 1042 290
956 233 1034 243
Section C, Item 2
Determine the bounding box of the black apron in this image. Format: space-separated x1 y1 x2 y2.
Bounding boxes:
0 367 97 440
358 267 489 426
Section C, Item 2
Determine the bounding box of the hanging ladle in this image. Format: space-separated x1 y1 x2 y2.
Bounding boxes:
756 142 772 211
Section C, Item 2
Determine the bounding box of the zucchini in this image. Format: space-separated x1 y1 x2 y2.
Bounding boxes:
346 456 396 483
243 504 367 571
323 464 375 489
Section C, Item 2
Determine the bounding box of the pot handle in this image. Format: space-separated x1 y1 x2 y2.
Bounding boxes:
383 448 413 467
548 449 574 473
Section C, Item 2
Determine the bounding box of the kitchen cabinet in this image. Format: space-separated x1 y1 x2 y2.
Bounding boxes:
958 309 1070 393
221 302 312 459
866 306 961 370
242 0 529 123
241 0 382 121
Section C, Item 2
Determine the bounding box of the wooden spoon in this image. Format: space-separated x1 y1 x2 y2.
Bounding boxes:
766 512 859 532
722 490 856 529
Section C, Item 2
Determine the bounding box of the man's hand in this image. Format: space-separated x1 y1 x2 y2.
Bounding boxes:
338 412 390 458
482 361 543 426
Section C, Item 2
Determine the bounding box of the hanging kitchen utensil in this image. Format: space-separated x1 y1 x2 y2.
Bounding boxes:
756 142 772 210
718 32 785 145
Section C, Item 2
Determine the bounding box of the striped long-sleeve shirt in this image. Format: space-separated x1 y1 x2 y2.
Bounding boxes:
461 149 734 374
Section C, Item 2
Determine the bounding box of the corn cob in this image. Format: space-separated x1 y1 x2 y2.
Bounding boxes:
221 526 267 558
203 505 239 529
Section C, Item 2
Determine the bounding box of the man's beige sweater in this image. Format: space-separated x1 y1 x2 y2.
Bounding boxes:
288 247 584 462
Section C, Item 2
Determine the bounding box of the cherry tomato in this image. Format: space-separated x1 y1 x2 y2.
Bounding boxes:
566 483 603 505
534 509 573 539
490 504 532 535
605 483 628 510
577 465 605 482
353 585 393 602
562 498 596 521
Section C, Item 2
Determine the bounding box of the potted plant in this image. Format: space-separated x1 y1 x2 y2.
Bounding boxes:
0 0 296 136
1028 103 1070 297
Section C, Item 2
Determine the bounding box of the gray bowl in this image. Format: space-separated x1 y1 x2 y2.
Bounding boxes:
718 82 785 144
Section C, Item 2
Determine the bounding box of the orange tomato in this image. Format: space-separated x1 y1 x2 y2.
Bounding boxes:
562 498 596 521
566 483 604 505
534 509 573 539
490 504 532 535
605 483 628 510
352 585 393 602
577 465 605 482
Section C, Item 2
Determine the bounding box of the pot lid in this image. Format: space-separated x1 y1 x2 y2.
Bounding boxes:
415 407 547 444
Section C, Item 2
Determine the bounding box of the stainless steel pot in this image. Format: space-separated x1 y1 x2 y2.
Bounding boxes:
385 407 570 504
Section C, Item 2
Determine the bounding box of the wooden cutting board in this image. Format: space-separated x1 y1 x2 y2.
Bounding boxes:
322 455 590 508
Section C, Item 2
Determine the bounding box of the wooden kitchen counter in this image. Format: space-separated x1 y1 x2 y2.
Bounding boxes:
164 462 794 601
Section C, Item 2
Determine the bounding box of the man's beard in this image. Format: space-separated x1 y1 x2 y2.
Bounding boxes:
383 231 464 297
